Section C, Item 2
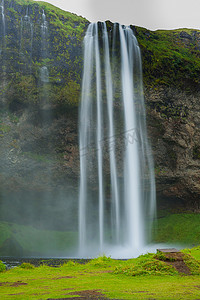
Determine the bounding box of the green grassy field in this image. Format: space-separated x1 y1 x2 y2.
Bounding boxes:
0 222 78 256
0 213 199 257
153 213 200 246
0 248 200 299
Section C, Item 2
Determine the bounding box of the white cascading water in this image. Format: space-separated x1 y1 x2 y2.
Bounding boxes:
20 7 33 73
102 22 120 243
40 10 49 83
25 7 33 60
79 22 156 258
0 0 6 106
0 0 5 55
0 0 5 38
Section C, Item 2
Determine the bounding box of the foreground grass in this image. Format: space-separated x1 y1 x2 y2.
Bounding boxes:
183 245 200 260
0 251 200 299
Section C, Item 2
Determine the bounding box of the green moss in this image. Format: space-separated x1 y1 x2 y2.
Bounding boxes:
3 0 88 112
55 79 80 108
135 27 200 90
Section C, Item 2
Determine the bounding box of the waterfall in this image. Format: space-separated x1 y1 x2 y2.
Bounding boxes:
0 0 5 35
40 10 49 83
19 7 33 73
0 0 5 54
103 22 120 244
79 22 156 258
25 7 33 63
0 0 6 107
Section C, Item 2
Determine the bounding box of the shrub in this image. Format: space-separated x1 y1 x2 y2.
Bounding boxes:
114 255 178 276
89 255 112 267
154 252 176 262
0 261 6 272
20 263 34 269
62 260 76 267
182 254 200 275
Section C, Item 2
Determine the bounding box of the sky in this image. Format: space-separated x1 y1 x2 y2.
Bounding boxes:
34 0 200 31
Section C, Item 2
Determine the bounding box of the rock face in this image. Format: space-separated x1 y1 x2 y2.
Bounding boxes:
146 87 200 212
0 0 87 229
0 0 200 233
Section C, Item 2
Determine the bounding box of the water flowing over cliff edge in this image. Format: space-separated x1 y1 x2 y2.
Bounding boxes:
0 0 200 256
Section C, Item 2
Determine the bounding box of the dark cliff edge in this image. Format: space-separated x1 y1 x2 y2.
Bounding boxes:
0 0 200 238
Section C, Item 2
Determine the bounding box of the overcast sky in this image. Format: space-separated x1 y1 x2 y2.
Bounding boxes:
34 0 200 30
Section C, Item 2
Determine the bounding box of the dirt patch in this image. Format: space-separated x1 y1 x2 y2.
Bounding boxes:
0 282 12 286
52 276 75 280
69 289 106 298
96 271 112 274
8 293 25 296
0 281 28 287
87 271 112 275
158 252 191 275
47 289 108 299
10 281 28 287
167 260 191 275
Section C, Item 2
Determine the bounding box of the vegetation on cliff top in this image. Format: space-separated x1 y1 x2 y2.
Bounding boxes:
2 0 200 113
135 26 200 90
3 0 89 112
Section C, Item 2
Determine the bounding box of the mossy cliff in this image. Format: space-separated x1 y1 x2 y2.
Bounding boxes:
0 0 89 233
135 27 200 212
1 0 89 111
0 0 200 237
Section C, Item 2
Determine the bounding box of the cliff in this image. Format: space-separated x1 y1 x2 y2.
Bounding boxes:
0 0 200 234
135 27 200 212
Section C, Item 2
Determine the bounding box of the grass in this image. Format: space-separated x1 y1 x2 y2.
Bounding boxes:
0 222 78 256
113 253 179 276
0 249 200 299
153 213 200 246
183 246 200 261
135 26 200 89
0 213 199 256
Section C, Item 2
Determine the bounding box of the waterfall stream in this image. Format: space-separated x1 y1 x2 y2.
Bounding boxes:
20 7 33 73
0 0 5 55
41 10 49 83
79 22 156 258
0 0 5 41
0 0 5 106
